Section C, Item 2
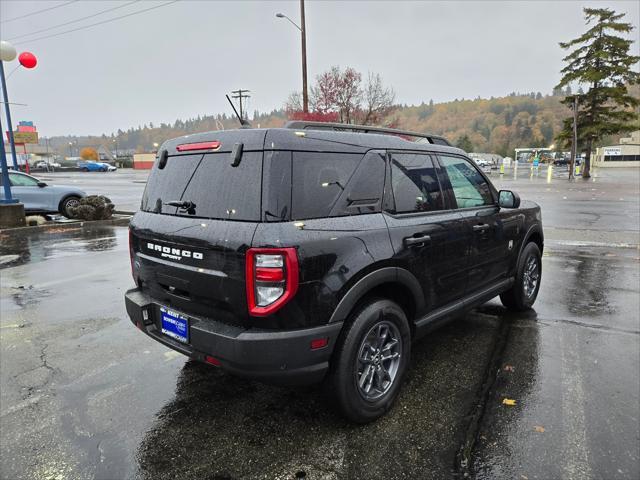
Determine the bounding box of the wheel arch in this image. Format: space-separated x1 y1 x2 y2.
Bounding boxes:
328 267 424 330
521 224 544 255
512 224 544 275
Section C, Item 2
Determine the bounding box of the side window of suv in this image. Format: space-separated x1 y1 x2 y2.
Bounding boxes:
292 152 380 220
387 153 444 214
439 155 494 209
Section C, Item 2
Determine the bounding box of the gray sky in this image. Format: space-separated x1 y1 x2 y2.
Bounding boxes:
1 0 639 137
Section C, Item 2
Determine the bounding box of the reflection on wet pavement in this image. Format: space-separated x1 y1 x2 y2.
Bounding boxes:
135 313 502 480
0 226 119 270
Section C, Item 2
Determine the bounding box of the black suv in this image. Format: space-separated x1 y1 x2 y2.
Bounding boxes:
125 121 543 422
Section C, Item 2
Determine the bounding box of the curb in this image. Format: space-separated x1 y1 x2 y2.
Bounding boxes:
0 215 131 235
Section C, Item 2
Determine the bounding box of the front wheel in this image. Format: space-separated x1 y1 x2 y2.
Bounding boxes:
326 298 411 423
500 242 542 311
60 195 81 218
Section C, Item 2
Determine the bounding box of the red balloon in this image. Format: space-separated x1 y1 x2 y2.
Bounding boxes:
19 52 37 69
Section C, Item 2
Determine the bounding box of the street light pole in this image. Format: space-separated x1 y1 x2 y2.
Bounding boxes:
300 0 308 113
569 95 578 181
276 2 309 113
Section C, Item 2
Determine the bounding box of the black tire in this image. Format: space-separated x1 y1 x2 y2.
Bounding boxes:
325 298 411 423
82 167 89 172
500 242 542 311
60 195 81 218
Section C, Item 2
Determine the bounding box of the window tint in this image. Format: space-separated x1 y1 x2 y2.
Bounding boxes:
141 152 262 221
439 155 493 208
262 150 292 222
330 151 385 216
388 153 444 213
180 152 262 221
291 152 361 220
10 173 39 187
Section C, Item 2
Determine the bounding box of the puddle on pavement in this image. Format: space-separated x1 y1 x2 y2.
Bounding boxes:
0 226 120 270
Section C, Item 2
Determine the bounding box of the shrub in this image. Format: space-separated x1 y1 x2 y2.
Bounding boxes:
68 195 115 220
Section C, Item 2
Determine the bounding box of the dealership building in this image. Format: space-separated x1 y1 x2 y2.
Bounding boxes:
592 130 640 167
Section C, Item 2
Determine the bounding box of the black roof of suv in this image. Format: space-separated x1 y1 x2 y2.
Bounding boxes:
125 121 543 422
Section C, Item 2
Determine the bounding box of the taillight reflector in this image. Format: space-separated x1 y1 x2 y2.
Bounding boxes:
205 355 221 366
310 338 329 350
176 141 221 152
246 247 299 317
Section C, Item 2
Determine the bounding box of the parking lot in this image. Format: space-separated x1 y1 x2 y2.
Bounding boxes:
1 167 639 479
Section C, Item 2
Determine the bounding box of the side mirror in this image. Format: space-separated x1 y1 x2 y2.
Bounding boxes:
37 182 47 188
499 190 520 209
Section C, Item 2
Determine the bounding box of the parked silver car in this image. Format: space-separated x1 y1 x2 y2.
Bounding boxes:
0 171 87 218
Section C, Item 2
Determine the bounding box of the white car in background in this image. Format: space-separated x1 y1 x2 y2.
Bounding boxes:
35 161 62 169
472 158 491 168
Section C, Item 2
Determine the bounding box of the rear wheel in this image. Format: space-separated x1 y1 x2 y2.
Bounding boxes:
500 242 541 311
326 298 411 423
60 195 81 218
82 167 89 172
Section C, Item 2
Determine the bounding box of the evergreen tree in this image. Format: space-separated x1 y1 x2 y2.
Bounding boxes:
555 7 640 178
456 134 473 152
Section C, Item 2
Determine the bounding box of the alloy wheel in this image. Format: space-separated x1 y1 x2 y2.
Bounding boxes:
523 254 539 298
355 317 402 401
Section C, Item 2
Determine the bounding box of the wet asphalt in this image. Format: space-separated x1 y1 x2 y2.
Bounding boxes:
1 167 638 480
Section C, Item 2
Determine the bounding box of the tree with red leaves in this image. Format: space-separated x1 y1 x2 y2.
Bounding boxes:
286 66 395 125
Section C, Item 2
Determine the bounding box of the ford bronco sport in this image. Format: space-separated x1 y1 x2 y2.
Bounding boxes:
125 121 543 423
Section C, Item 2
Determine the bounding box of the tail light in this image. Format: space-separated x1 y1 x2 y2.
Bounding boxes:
246 248 299 316
128 227 136 283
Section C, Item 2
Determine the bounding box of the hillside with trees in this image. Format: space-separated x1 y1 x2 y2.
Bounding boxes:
45 84 638 159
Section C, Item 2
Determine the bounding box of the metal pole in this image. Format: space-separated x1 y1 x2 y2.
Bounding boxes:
0 60 19 170
0 112 16 203
569 95 577 181
300 0 308 113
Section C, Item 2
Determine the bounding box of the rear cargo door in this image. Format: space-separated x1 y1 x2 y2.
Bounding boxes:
132 149 263 326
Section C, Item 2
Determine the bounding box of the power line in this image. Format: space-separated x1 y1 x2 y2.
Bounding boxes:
8 0 141 41
14 0 180 46
1 0 79 24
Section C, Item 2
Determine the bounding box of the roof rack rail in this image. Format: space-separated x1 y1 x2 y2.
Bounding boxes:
284 121 451 146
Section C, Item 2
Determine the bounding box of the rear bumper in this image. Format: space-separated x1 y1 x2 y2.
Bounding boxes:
124 288 342 385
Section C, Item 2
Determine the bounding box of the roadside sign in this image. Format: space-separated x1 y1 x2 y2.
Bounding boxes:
7 131 38 144
603 147 622 156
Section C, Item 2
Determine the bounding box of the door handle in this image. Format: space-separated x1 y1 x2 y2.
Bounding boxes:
473 224 490 232
404 234 431 246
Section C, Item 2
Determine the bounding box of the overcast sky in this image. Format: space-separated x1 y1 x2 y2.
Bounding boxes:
1 0 638 137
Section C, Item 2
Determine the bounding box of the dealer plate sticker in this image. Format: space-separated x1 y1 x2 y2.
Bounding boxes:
160 307 189 344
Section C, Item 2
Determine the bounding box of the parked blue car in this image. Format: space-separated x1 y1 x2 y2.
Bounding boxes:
77 161 111 172
0 171 86 218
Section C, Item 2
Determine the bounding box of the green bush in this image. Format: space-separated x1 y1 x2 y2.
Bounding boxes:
68 195 115 220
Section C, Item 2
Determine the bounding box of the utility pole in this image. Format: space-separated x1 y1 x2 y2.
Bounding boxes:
231 89 251 121
300 0 308 113
569 95 578 181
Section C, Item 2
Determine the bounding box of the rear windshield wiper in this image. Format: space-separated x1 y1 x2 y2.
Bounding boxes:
164 200 197 215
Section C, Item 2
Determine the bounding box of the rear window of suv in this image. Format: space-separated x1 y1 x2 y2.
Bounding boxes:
141 152 262 221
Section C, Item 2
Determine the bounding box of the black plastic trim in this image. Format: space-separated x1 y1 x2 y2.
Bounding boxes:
413 277 514 338
328 267 425 324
